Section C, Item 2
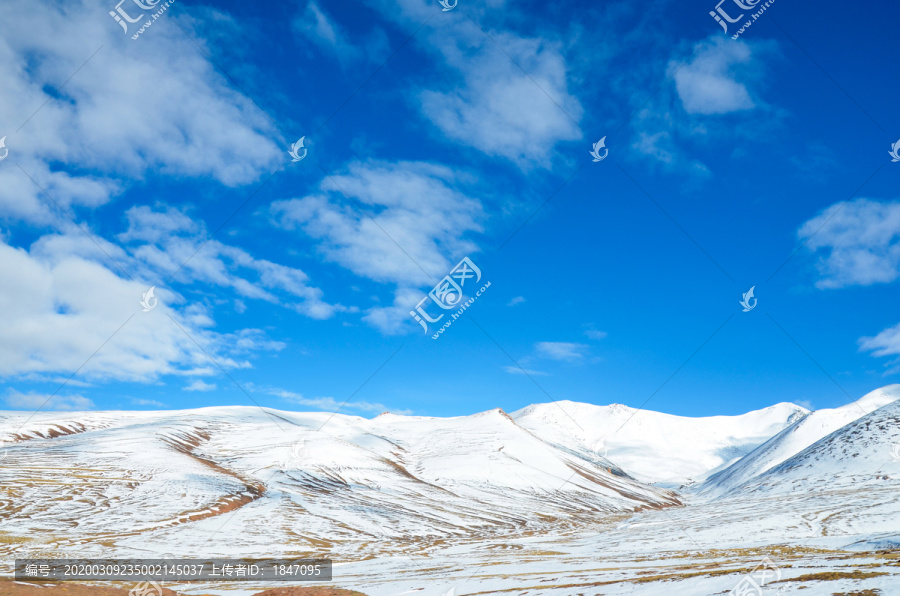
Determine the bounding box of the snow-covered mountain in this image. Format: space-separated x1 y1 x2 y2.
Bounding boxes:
0 405 681 561
3 389 900 595
0 396 821 552
732 396 900 494
511 399 808 485
696 384 900 499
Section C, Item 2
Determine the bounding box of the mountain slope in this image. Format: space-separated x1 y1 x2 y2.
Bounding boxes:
746 397 900 492
0 406 679 560
510 400 808 485
692 396 900 551
696 384 900 499
3 392 900 595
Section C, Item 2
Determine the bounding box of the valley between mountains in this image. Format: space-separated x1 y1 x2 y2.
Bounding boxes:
2 386 900 595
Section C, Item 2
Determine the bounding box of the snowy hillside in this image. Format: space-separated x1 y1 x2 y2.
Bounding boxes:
0 405 680 562
3 391 900 595
715 395 900 497
697 384 900 499
511 399 808 485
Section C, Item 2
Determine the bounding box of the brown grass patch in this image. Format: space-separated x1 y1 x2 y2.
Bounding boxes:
773 570 888 583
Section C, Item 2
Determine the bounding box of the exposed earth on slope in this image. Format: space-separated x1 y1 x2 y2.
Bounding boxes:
2 386 900 594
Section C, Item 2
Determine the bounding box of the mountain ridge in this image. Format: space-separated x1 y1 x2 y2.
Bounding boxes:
696 384 900 499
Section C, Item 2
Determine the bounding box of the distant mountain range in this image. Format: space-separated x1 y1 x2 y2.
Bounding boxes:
2 385 899 594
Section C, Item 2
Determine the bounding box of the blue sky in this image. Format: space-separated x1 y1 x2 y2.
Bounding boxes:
0 0 898 418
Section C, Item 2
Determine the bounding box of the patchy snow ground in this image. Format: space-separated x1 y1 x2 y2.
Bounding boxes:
1 386 899 595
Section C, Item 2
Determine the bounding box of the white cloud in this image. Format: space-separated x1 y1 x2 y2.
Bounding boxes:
17 203 343 320
799 198 900 289
119 205 345 319
5 389 93 411
273 161 482 286
630 130 713 177
632 131 677 165
293 1 388 68
632 36 774 176
584 328 608 341
502 365 548 376
367 0 581 169
296 1 344 51
860 323 900 375
271 161 484 333
184 380 217 392
268 388 404 415
501 341 592 375
507 296 526 306
419 29 582 169
673 37 757 115
364 287 431 335
131 398 167 407
535 341 588 361
0 234 283 382
0 0 281 225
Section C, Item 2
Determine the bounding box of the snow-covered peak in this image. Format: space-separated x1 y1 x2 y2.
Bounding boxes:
697 385 900 499
726 397 900 497
510 399 808 486
844 383 900 414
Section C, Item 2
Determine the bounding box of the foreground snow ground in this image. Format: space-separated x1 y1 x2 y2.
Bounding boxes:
2 386 899 595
